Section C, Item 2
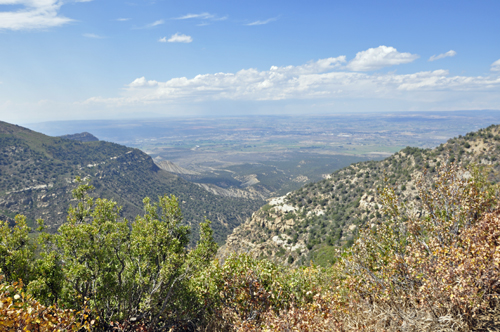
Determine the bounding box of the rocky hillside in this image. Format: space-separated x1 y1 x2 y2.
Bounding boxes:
154 159 201 175
154 159 269 200
224 124 500 265
0 121 263 244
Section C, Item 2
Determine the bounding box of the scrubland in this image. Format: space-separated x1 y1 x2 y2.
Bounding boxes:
2 161 500 331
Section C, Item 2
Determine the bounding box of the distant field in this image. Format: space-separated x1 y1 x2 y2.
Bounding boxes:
26 110 500 198
340 145 407 155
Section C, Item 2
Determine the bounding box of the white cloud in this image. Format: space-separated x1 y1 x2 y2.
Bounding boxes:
0 0 74 30
134 19 163 29
83 33 105 39
84 50 500 110
129 77 159 87
174 12 226 21
429 50 457 62
158 36 166 43
491 59 500 72
346 46 419 71
166 33 192 43
213 16 227 21
116 18 130 22
175 12 214 20
148 19 164 27
246 17 278 26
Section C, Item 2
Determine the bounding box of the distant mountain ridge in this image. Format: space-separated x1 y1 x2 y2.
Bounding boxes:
59 132 99 142
0 121 263 244
223 124 500 265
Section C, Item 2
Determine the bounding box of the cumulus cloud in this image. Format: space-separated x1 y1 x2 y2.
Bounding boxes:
491 59 500 72
429 50 457 62
85 50 500 109
82 46 500 115
129 77 159 87
346 46 419 71
246 17 278 26
0 0 74 30
166 33 192 43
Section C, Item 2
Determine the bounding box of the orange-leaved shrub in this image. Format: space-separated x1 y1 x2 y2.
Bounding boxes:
228 164 500 331
234 293 342 332
335 163 500 331
0 274 89 331
192 253 330 331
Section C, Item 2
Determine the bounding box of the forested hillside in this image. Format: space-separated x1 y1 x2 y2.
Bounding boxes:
3 124 500 331
0 121 263 243
3 133 500 331
224 124 500 265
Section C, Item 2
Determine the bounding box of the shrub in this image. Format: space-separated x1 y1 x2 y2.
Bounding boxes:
3 163 500 331
0 215 36 285
193 253 326 329
336 163 499 330
0 275 87 331
2 178 218 331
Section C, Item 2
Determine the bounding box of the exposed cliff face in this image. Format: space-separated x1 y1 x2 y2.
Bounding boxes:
223 125 500 266
223 193 308 259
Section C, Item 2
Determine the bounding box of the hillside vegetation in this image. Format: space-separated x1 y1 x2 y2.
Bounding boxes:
0 121 262 243
59 132 99 142
2 153 500 331
224 124 500 265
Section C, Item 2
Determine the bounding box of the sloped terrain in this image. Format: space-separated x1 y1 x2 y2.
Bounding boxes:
59 132 99 142
0 121 263 244
224 124 500 265
154 159 201 175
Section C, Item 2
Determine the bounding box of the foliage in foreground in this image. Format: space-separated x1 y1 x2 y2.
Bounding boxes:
2 164 500 331
0 275 87 331
193 253 329 330
239 164 500 331
1 178 218 331
332 164 500 331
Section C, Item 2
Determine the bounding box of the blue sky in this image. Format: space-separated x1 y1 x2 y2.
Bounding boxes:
0 0 499 124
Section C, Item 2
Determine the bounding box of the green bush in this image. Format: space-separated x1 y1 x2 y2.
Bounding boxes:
1 178 218 330
0 215 36 285
192 253 325 327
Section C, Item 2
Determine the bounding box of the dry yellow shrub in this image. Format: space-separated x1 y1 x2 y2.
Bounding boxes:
0 275 88 331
